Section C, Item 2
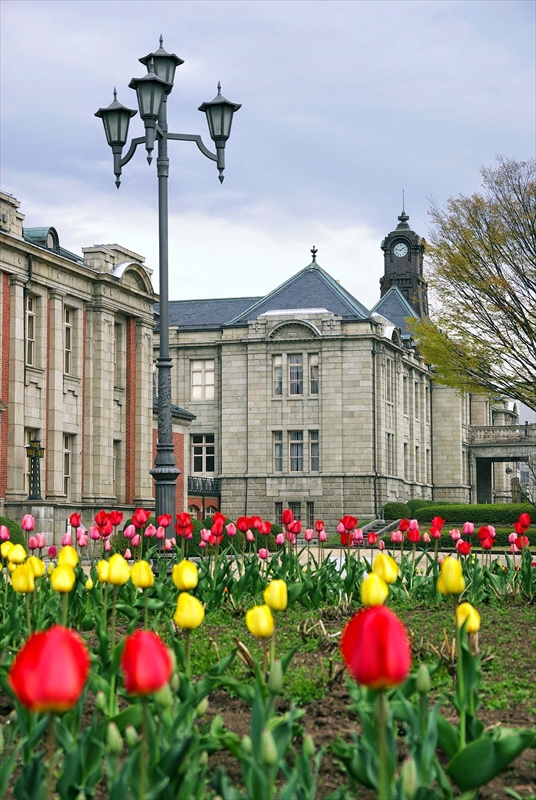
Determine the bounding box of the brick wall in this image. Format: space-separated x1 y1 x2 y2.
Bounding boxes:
0 272 10 499
125 317 136 504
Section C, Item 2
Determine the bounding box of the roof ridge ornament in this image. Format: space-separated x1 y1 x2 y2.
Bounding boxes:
311 245 318 263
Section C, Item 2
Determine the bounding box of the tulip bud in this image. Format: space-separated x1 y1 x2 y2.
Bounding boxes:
456 602 481 633
196 698 209 716
245 604 274 638
95 691 107 712
131 560 154 589
242 735 253 755
263 579 288 611
437 556 465 596
1 540 14 558
401 756 418 800
261 728 278 766
170 671 180 693
172 560 198 591
416 663 431 695
174 592 205 630
360 573 389 607
51 564 76 594
372 553 398 585
106 722 123 755
154 683 173 708
267 659 284 696
125 725 139 748
303 734 315 759
12 563 36 594
85 578 94 590
7 543 26 564
58 545 79 568
107 553 131 586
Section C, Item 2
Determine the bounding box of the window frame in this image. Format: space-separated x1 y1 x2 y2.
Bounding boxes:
25 295 36 367
309 430 319 472
63 435 72 499
191 433 215 475
273 431 283 472
190 359 215 402
273 355 283 396
289 430 304 471
309 353 319 395
288 354 303 396
64 306 73 375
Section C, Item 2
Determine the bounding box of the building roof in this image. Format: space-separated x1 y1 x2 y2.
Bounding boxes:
371 286 418 338
155 296 262 331
152 396 195 421
23 227 84 265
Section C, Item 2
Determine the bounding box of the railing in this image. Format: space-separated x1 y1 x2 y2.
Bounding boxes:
188 476 221 496
468 424 536 443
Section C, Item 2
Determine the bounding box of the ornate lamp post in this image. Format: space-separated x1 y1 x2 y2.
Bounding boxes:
27 439 45 501
96 37 240 524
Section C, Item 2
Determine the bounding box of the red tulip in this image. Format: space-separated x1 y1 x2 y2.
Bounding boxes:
69 513 81 529
293 520 302 535
236 516 251 533
477 526 491 541
315 519 325 533
367 532 378 545
158 514 172 528
457 541 472 556
94 510 109 527
430 528 442 539
121 630 172 696
431 516 446 531
109 510 123 527
249 515 262 531
213 512 226 526
341 606 411 689
340 531 353 546
481 537 493 550
517 535 530 548
260 520 272 535
9 625 90 713
399 518 411 532
407 529 421 544
281 509 294 527
518 513 531 530
211 520 224 536
339 515 358 532
132 508 151 529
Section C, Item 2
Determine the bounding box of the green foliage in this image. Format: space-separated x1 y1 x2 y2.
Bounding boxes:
383 502 412 520
415 503 533 525
0 516 27 549
406 499 445 513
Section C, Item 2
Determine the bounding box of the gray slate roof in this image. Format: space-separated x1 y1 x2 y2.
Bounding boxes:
155 296 262 331
371 286 419 338
152 396 195 421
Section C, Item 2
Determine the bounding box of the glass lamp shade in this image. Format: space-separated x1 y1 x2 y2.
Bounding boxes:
198 83 241 143
95 91 137 148
129 72 168 120
139 37 184 91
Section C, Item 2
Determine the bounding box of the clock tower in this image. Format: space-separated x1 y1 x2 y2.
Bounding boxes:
380 209 428 317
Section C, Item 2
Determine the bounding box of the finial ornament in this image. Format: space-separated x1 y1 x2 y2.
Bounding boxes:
159 34 164 47
113 87 117 101
311 246 318 263
402 189 405 213
217 81 222 94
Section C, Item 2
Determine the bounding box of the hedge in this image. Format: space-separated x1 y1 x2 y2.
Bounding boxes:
0 516 27 550
406 499 446 514
414 503 534 526
383 502 412 520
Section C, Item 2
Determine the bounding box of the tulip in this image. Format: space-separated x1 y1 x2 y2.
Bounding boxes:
373 552 398 584
409 519 419 531
199 541 207 548
27 555 45 578
173 592 205 629
275 532 285 545
121 630 172 695
104 538 111 552
263 579 288 611
85 578 94 590
481 537 493 550
407 529 420 544
367 532 378 545
390 530 403 543
456 602 481 633
21 514 35 532
429 528 441 539
226 522 237 537
510 543 520 554
123 524 135 539
78 534 88 548
246 530 255 543
7 543 26 564
109 510 123 527
517 535 530 548
144 524 156 538
107 553 131 586
341 606 411 689
462 522 474 535
163 538 173 551
200 528 210 542
172 559 199 591
281 509 294 527
354 529 364 544
156 526 166 540
47 546 57 559
35 533 45 549
158 514 172 528
28 536 38 550
124 548 132 560
61 533 72 547
315 519 325 533
487 525 496 538
340 531 354 547
97 559 109 583
0 524 10 541
508 532 518 544
399 518 411 532
131 560 154 589
131 534 141 547
430 516 446 531
69 513 81 529
340 515 358 531
245 604 274 638
89 525 101 541
258 548 269 560
457 541 472 556
8 561 17 573
318 529 327 542
304 528 314 542
422 532 431 544
518 512 531 529
12 563 35 593
437 556 465 595
337 522 345 535
9 625 90 712
132 508 151 529
477 526 491 541
378 539 386 551
450 528 461 541
58 545 79 569
360 573 389 607
51 565 76 593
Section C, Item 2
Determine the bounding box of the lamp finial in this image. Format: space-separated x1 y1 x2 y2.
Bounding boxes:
217 81 221 94
159 34 164 48
311 246 318 263
113 87 117 101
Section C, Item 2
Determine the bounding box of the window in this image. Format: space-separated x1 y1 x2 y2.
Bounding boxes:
425 386 430 423
113 440 122 499
25 428 38 495
274 502 283 525
288 501 301 521
415 445 420 482
310 430 319 471
114 323 125 388
63 435 72 499
191 433 215 475
289 354 303 395
289 431 303 471
273 355 282 396
307 502 315 529
26 295 36 366
403 376 408 415
309 354 319 394
191 359 215 401
415 381 420 420
189 504 201 520
386 432 395 474
426 449 431 484
64 307 73 374
404 443 409 480
273 431 283 472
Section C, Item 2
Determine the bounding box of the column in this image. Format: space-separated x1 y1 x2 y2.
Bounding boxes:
6 276 26 500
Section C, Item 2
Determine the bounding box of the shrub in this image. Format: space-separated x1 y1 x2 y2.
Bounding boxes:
414 503 534 526
383 502 412 521
0 516 27 550
406 499 443 513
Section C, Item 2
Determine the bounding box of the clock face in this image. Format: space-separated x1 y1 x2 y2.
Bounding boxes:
393 242 408 258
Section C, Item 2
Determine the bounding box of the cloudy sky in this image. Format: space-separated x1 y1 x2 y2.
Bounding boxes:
1 0 534 310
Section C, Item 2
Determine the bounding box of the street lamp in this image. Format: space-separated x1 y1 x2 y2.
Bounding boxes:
27 439 45 501
96 36 240 525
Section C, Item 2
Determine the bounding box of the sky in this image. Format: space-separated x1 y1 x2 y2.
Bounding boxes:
1 0 535 312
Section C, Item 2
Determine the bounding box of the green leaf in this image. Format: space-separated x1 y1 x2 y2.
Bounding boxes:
111 703 143 732
437 714 460 758
447 728 536 790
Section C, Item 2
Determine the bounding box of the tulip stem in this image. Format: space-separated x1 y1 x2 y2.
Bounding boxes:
140 698 148 800
62 592 68 627
25 593 32 635
144 591 149 629
456 620 466 749
262 638 268 678
270 613 277 666
185 629 191 680
111 588 117 651
377 690 391 800
46 714 57 800
103 583 109 629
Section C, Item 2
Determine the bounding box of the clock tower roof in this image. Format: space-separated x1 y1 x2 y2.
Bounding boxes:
379 207 428 317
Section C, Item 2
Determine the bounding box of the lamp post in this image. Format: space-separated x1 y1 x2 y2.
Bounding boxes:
96 37 240 524
27 439 45 501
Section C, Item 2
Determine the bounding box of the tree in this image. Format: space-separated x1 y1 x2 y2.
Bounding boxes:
412 156 536 410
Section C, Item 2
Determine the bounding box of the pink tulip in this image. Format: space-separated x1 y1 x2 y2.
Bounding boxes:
409 519 419 531
423 532 431 544
155 526 166 540
184 528 193 540
318 529 327 542
47 546 57 559
90 526 101 541
258 548 269 560
200 528 210 542
462 522 474 535
378 539 386 550
199 540 207 548
164 538 173 551
304 528 314 542
390 530 402 543
488 526 496 538
131 534 141 547
510 543 519 554
104 539 111 552
78 535 88 548
144 524 156 538
508 532 518 543
337 522 345 535
122 524 134 539
28 536 38 550
22 514 35 532
245 530 255 543
226 523 237 537
430 528 442 539
450 529 461 541
35 533 45 548
124 548 132 560
354 529 364 544
0 525 10 541
62 533 72 546
275 532 285 545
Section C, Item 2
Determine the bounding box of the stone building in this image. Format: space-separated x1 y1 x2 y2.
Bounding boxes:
0 190 191 544
163 210 533 529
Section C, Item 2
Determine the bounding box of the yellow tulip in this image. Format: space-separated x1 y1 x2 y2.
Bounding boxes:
58 545 79 568
8 561 17 573
131 560 154 589
437 557 465 596
11 563 35 594
456 602 481 633
1 541 14 559
373 553 399 584
7 544 26 564
85 578 94 591
172 560 198 591
51 564 76 593
360 573 389 607
245 604 274 638
47 562 55 576
173 592 205 629
263 579 288 611
27 555 45 578
107 553 131 586
97 559 109 583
